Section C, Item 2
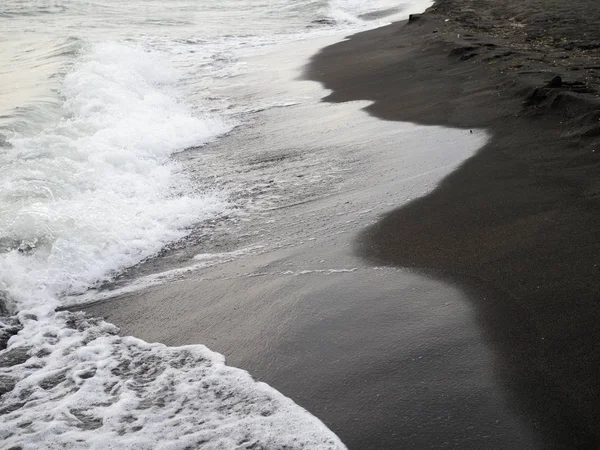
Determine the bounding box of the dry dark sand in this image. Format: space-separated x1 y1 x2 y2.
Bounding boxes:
306 1 600 448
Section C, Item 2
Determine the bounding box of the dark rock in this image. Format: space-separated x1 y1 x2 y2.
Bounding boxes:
408 13 422 24
547 76 563 88
449 45 478 57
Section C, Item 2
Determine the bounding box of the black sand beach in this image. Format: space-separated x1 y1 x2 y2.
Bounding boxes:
80 1 600 449
306 0 600 447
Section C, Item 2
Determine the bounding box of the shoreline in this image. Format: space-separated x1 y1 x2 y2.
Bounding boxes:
306 2 600 447
79 31 540 449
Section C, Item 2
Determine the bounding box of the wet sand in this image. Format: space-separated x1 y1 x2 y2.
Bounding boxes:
81 2 600 448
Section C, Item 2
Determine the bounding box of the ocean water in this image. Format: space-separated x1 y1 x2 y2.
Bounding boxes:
0 0 431 448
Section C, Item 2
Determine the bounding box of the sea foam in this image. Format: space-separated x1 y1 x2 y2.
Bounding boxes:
328 0 434 23
0 42 230 310
1 312 344 449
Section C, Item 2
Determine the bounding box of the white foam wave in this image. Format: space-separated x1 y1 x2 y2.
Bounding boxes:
1 312 345 449
327 0 434 23
0 42 230 311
